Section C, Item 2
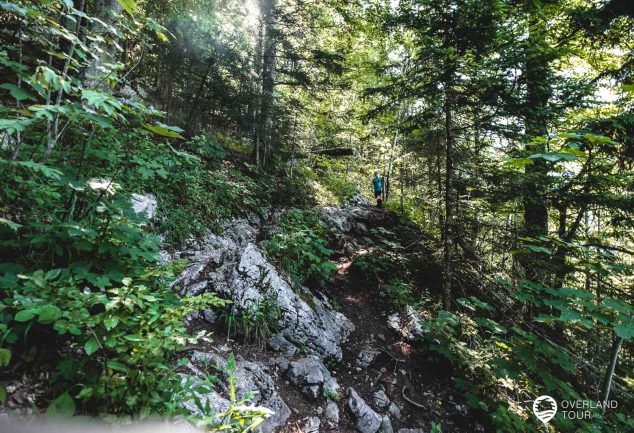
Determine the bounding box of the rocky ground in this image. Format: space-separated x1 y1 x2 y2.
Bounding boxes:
172 197 488 433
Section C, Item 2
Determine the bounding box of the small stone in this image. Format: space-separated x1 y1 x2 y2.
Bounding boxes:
271 356 290 372
388 402 402 420
303 416 321 433
317 406 324 415
373 390 390 409
380 367 387 373
356 349 380 368
377 333 385 341
203 308 217 323
325 400 340 426
387 306 425 341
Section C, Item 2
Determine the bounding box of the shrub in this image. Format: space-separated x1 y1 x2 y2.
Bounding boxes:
262 209 336 287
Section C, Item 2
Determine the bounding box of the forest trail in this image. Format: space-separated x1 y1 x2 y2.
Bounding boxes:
180 200 486 433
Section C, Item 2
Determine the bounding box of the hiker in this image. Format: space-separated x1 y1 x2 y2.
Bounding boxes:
372 172 384 207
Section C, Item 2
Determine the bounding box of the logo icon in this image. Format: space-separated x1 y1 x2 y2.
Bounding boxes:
533 395 557 423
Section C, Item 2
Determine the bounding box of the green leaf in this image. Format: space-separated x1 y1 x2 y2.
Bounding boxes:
117 0 138 15
84 337 100 355
614 324 634 340
0 384 6 404
156 31 169 42
0 83 37 101
123 334 143 342
144 124 183 139
14 309 35 322
46 392 76 419
103 316 119 331
0 2 28 16
0 348 11 367
0 117 33 134
0 217 22 232
107 360 130 373
38 305 62 323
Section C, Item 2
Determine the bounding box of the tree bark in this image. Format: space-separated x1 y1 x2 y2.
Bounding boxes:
257 0 277 168
521 0 551 281
600 336 623 410
443 87 454 311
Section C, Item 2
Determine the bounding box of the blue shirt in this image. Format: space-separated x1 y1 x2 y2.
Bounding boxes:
373 176 383 193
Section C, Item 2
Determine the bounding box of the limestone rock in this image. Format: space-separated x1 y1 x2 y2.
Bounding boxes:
268 334 298 357
131 193 157 219
302 416 321 433
173 219 354 360
347 388 382 433
372 390 390 409
325 400 340 426
387 402 402 420
287 356 339 400
183 351 290 433
356 350 380 369
387 306 424 341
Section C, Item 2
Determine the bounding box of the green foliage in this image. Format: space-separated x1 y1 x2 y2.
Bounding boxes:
220 296 281 345
0 1 258 423
382 279 414 308
416 291 634 433
149 135 269 244
263 209 336 287
354 227 407 281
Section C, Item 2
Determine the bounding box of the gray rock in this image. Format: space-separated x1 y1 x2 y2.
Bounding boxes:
325 400 340 426
372 390 390 409
183 351 290 433
270 356 290 372
321 201 398 248
288 356 339 400
387 306 424 341
173 219 354 360
387 403 402 420
357 350 380 369
347 388 382 433
303 416 321 433
380 416 394 433
131 193 157 219
268 334 298 357
202 308 217 323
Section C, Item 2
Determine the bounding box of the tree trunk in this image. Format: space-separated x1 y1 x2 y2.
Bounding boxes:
251 14 265 169
443 87 454 311
257 0 277 168
600 336 623 410
521 0 551 281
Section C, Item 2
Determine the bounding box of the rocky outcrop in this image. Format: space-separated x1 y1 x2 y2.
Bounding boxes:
321 197 399 247
387 306 425 341
347 388 383 433
183 351 290 433
173 219 354 360
287 356 340 400
131 193 157 219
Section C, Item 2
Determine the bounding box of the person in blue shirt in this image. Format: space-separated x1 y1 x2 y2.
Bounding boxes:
372 172 384 207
